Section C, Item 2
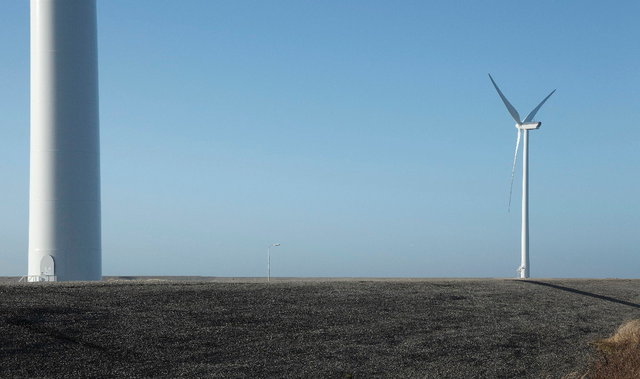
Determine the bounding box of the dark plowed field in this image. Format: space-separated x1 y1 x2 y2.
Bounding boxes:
1 278 639 378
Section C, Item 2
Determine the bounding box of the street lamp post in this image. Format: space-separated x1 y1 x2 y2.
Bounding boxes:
267 243 281 282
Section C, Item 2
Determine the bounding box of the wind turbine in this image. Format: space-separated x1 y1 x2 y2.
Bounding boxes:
489 74 555 279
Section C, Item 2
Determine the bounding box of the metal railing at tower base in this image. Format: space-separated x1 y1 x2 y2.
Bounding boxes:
18 275 57 282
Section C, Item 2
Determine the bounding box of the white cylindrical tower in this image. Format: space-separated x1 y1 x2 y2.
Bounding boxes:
29 0 101 281
520 130 530 279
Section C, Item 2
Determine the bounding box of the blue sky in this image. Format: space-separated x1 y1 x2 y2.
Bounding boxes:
0 0 638 278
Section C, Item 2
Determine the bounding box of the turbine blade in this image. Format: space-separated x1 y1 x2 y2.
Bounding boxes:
508 129 522 212
523 89 556 123
489 74 521 124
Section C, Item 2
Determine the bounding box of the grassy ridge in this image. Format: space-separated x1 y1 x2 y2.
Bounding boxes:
1 279 639 378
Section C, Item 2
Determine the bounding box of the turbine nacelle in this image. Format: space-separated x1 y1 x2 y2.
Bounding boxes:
516 122 541 130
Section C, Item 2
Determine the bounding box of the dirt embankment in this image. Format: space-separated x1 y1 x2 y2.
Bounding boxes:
1 279 639 378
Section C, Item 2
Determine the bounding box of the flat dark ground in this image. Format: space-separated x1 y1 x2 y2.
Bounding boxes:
1 278 639 378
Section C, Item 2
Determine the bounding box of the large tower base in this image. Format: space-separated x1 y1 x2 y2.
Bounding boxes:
28 0 102 282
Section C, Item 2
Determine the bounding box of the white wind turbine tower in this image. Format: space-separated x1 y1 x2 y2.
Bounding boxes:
489 74 555 279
